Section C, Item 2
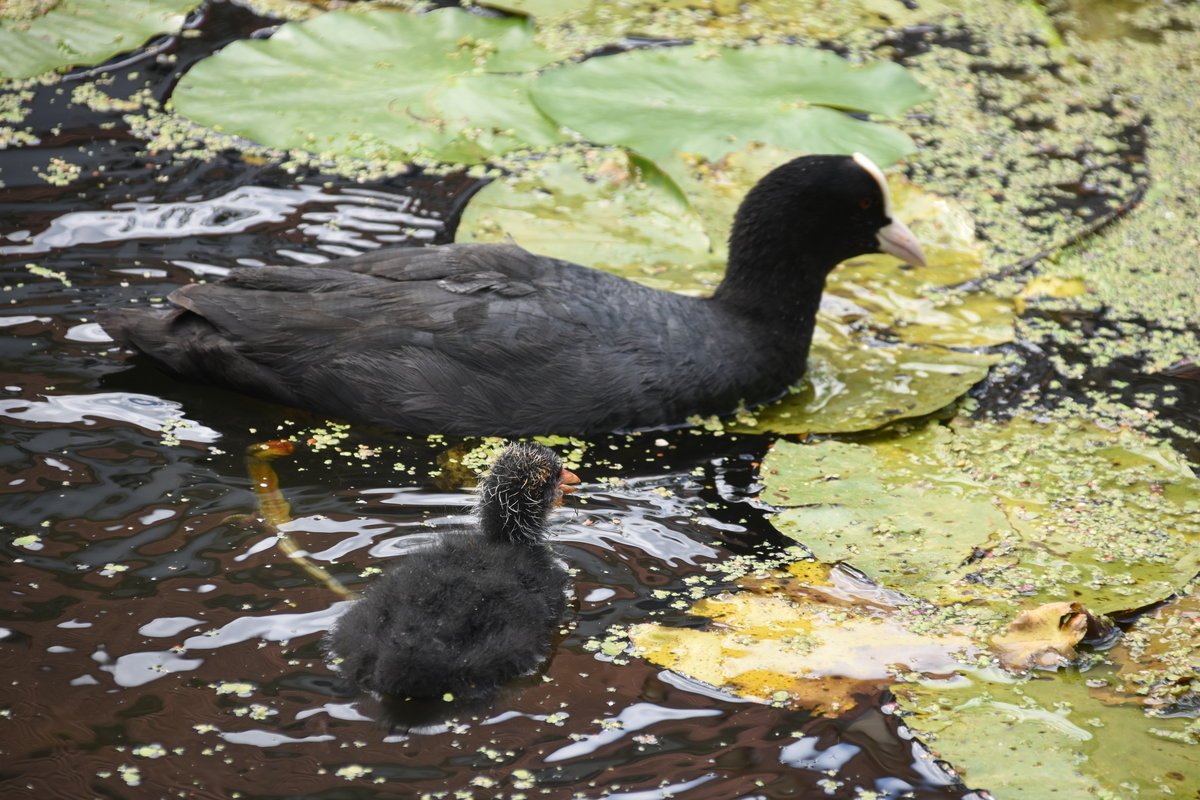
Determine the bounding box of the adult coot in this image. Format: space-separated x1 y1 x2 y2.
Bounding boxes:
100 154 926 435
325 442 577 700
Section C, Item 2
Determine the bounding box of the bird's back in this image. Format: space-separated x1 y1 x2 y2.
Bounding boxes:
102 243 805 434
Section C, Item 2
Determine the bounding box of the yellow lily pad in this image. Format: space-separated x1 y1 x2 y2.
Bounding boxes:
630 561 978 716
1014 275 1089 315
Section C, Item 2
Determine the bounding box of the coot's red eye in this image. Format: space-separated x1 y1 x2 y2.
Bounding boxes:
860 197 873 209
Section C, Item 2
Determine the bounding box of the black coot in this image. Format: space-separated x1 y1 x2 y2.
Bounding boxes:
100 154 926 435
325 442 577 700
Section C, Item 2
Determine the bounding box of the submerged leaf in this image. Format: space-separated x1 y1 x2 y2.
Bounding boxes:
0 0 200 79
531 44 929 167
173 9 564 164
761 417 1200 617
1093 592 1200 712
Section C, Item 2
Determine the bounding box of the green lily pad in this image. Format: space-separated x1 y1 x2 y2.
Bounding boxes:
173 8 928 170
894 671 1200 797
530 44 929 168
476 0 593 18
484 0 917 56
463 143 1012 435
761 417 1200 617
0 0 199 80
459 148 716 291
172 8 564 165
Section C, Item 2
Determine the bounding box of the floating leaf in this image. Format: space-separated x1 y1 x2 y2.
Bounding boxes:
459 149 715 291
630 562 977 716
990 602 1112 671
476 0 593 18
500 0 908 54
0 0 200 80
531 44 929 168
1014 275 1089 314
761 417 1200 617
461 144 1013 434
173 9 564 165
895 671 1200 797
741 335 1001 435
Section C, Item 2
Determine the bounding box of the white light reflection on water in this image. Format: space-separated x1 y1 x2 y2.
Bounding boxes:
295 702 373 723
103 649 205 688
543 702 721 763
104 604 347 688
0 184 443 255
0 392 220 442
0 315 51 326
594 775 718 800
655 670 755 705
64 322 112 343
138 616 203 638
780 736 862 771
178 603 347 650
216 730 336 747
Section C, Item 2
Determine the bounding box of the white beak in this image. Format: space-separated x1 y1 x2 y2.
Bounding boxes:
876 219 927 267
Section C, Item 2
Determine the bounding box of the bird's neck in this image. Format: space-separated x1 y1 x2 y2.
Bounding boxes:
479 497 548 545
710 222 836 325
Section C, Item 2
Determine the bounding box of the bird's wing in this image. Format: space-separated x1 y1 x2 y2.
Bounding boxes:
168 243 621 353
220 242 544 296
137 243 674 432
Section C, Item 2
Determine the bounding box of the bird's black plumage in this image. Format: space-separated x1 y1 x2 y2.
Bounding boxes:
324 442 575 700
100 154 926 435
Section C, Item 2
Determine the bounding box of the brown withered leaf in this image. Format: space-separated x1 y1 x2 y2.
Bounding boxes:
992 602 1112 670
1091 593 1200 711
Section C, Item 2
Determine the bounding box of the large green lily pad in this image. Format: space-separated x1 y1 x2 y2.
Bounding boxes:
894 671 1200 797
461 144 1012 434
173 8 564 165
0 0 199 80
173 7 929 170
530 43 928 168
761 417 1200 617
459 148 716 291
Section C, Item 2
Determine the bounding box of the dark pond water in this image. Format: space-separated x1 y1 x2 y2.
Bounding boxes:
3 3 1194 799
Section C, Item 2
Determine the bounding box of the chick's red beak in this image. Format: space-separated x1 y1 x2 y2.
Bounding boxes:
560 468 580 494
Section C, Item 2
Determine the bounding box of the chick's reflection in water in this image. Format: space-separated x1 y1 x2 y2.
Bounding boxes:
325 443 579 724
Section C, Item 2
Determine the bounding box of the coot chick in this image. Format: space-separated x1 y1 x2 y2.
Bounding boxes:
325 442 578 700
100 154 926 435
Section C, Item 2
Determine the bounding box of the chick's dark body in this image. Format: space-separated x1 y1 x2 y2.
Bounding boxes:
327 533 568 699
324 442 576 700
